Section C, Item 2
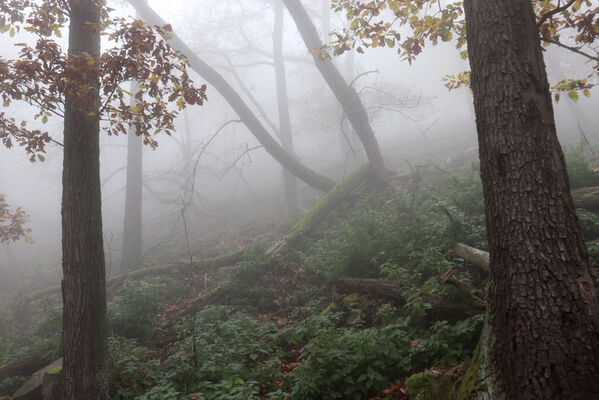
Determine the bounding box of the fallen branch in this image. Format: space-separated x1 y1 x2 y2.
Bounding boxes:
0 354 51 381
453 242 490 275
334 277 486 316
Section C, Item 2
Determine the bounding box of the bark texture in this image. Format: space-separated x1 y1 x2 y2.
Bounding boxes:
273 2 299 213
464 0 599 398
127 0 336 193
61 1 109 399
283 0 389 186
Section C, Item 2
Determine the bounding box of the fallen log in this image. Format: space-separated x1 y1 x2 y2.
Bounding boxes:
153 165 374 345
0 354 49 381
453 242 490 275
334 277 486 316
268 162 372 254
0 354 51 381
11 358 61 400
572 186 599 212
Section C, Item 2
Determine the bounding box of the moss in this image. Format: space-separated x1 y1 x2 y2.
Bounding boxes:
451 332 487 400
46 367 61 376
406 371 453 399
288 162 371 240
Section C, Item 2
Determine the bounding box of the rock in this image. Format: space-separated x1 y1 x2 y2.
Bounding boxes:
12 358 62 400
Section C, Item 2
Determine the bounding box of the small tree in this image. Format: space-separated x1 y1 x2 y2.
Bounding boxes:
0 1 206 398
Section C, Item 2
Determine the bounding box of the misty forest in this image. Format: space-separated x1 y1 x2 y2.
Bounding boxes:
0 0 598 399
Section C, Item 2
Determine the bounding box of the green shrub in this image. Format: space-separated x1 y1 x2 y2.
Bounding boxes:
565 143 599 189
304 194 473 283
0 376 27 396
166 305 282 396
108 337 163 400
108 280 167 342
576 209 599 240
218 244 277 308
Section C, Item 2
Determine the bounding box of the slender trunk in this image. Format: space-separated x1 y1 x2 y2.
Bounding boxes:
283 0 389 186
61 1 108 399
120 82 143 274
463 1 599 398
1 243 18 292
127 0 336 193
273 2 299 213
321 0 330 42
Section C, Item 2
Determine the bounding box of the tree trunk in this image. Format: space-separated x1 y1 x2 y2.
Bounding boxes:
463 1 599 398
127 0 336 193
61 1 109 399
120 83 143 274
1 243 18 292
273 2 299 213
283 0 389 186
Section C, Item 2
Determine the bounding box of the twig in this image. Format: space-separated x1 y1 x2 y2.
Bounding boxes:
541 38 599 62
536 0 576 28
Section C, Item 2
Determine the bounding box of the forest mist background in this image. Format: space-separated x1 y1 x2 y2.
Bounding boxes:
0 0 597 294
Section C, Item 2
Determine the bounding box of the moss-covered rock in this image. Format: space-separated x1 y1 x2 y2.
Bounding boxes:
406 371 453 399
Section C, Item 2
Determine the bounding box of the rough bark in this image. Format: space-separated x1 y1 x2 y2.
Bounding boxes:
283 0 389 186
127 0 336 193
273 2 299 213
463 0 599 398
61 1 109 399
120 82 144 274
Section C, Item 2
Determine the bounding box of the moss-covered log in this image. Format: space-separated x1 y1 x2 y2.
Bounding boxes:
268 162 372 254
572 186 599 212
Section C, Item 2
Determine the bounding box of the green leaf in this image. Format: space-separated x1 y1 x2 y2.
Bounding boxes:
568 90 579 102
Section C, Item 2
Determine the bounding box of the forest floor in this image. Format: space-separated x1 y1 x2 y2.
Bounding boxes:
2 146 599 399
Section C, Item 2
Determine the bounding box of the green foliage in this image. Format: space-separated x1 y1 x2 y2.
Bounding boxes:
166 305 282 397
108 338 164 400
576 208 599 240
305 182 486 282
30 300 62 359
289 327 410 400
108 279 168 343
565 143 599 189
0 376 27 396
286 313 483 400
219 244 276 308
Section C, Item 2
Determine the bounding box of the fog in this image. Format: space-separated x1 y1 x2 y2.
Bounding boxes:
1 0 597 295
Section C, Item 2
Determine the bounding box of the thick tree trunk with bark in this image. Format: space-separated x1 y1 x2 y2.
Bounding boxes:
283 0 389 186
61 1 109 399
463 1 599 399
127 0 336 193
273 3 299 213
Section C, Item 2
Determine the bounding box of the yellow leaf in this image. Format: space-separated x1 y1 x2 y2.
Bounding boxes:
583 89 591 98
